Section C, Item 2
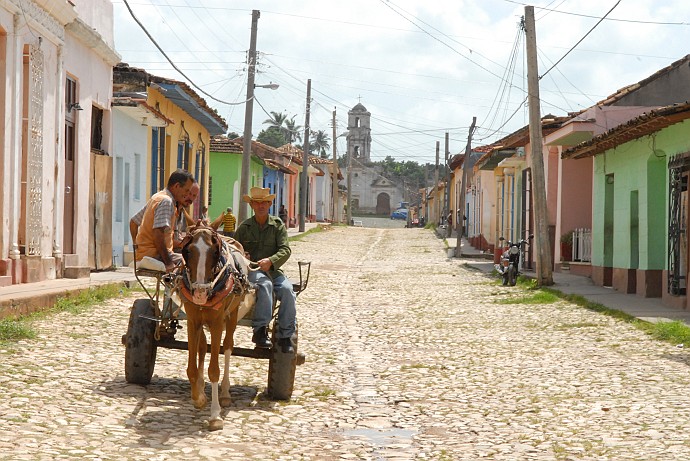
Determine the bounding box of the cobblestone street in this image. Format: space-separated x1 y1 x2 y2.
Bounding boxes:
2 226 690 460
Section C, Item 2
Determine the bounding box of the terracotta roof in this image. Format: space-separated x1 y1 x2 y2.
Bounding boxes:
563 101 690 159
210 136 242 154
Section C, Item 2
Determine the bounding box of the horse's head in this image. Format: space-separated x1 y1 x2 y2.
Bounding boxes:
181 226 222 305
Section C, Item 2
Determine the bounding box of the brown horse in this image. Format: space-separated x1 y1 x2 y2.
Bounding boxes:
178 226 256 431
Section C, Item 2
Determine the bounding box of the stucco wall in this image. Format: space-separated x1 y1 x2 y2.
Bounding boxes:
112 109 148 266
591 120 690 271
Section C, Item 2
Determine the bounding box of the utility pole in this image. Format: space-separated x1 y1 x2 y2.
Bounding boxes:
434 141 440 226
346 134 352 226
524 6 553 286
445 132 451 237
331 108 339 224
456 117 476 257
299 79 311 232
239 9 260 223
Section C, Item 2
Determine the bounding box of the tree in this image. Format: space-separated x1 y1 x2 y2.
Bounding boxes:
284 116 302 144
310 129 331 158
263 111 288 130
256 126 286 148
227 131 240 139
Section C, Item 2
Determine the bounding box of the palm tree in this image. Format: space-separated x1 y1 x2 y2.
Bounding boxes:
263 111 288 130
310 129 331 158
285 116 302 145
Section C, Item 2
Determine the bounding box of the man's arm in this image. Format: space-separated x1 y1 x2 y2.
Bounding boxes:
129 203 147 242
152 227 175 271
268 221 291 270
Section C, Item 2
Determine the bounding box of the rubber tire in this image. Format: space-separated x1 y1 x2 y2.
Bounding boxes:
267 323 298 401
502 270 509 286
508 265 517 286
124 299 158 385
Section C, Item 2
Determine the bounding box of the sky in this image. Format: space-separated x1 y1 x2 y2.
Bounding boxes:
113 0 690 164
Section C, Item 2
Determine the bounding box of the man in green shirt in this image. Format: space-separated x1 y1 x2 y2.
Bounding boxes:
234 187 296 353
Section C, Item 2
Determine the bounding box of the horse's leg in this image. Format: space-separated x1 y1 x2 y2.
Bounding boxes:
220 305 239 407
207 313 225 431
186 312 207 409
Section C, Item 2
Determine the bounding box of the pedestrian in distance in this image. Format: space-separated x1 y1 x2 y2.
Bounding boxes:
279 204 288 224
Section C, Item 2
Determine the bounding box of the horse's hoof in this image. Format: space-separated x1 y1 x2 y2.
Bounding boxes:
220 396 232 407
193 395 207 409
208 418 223 431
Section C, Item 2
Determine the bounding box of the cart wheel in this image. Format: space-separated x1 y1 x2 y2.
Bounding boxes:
124 299 158 385
267 323 298 400
508 265 517 286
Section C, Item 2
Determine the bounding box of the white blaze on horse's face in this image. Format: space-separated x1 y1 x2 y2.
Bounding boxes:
188 231 215 306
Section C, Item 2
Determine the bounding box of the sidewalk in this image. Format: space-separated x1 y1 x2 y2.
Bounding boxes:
0 222 326 319
451 235 690 326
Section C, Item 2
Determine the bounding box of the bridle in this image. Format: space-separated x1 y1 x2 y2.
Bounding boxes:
178 225 256 309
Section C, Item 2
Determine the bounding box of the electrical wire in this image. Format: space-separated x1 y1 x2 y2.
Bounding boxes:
121 0 251 106
539 0 622 80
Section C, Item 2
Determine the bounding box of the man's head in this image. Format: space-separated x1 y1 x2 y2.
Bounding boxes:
243 187 275 221
227 207 232 213
182 182 200 207
167 169 194 203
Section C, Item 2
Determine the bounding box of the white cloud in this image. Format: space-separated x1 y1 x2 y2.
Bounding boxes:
115 0 690 163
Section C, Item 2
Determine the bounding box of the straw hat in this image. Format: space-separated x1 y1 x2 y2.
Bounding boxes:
242 187 276 203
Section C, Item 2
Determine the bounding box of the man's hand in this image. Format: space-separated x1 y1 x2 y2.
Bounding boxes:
165 260 176 273
257 257 272 272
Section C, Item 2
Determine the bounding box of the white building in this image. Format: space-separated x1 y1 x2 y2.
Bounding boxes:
0 0 119 284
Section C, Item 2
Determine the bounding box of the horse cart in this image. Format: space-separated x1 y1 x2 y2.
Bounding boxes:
121 236 310 403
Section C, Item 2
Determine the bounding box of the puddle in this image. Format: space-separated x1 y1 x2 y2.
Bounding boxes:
343 427 417 446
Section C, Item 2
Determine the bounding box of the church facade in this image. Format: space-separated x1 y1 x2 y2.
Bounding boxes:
345 103 404 215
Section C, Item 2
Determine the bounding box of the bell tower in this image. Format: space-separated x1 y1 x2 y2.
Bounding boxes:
347 102 372 162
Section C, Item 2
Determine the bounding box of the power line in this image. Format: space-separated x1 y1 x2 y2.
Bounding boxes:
121 0 250 106
539 0 622 80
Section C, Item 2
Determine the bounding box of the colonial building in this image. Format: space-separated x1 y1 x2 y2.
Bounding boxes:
344 102 403 215
0 0 120 284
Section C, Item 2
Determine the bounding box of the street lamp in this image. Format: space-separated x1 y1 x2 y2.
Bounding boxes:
255 82 279 91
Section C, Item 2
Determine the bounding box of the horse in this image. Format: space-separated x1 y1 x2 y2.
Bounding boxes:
177 225 256 431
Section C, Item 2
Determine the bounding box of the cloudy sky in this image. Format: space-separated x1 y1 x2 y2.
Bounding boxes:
113 0 690 164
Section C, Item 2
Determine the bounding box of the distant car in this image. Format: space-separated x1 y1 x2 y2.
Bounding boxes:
390 208 408 220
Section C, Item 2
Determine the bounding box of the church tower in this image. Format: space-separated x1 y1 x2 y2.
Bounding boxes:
347 102 372 162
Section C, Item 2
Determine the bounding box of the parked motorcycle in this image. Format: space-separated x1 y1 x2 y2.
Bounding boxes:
495 235 533 286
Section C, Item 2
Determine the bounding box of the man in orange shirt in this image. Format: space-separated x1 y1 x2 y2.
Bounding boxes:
129 169 194 272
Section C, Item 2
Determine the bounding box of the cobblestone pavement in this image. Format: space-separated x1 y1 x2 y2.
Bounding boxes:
3 227 690 460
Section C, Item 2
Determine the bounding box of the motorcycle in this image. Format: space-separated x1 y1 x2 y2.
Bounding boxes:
495 235 533 286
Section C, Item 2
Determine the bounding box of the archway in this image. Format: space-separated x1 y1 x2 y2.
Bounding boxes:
376 193 391 215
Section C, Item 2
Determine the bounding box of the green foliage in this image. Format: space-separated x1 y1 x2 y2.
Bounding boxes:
227 131 240 139
310 129 331 157
645 320 690 345
496 290 560 304
288 224 326 242
0 283 131 346
0 318 35 342
257 126 287 148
